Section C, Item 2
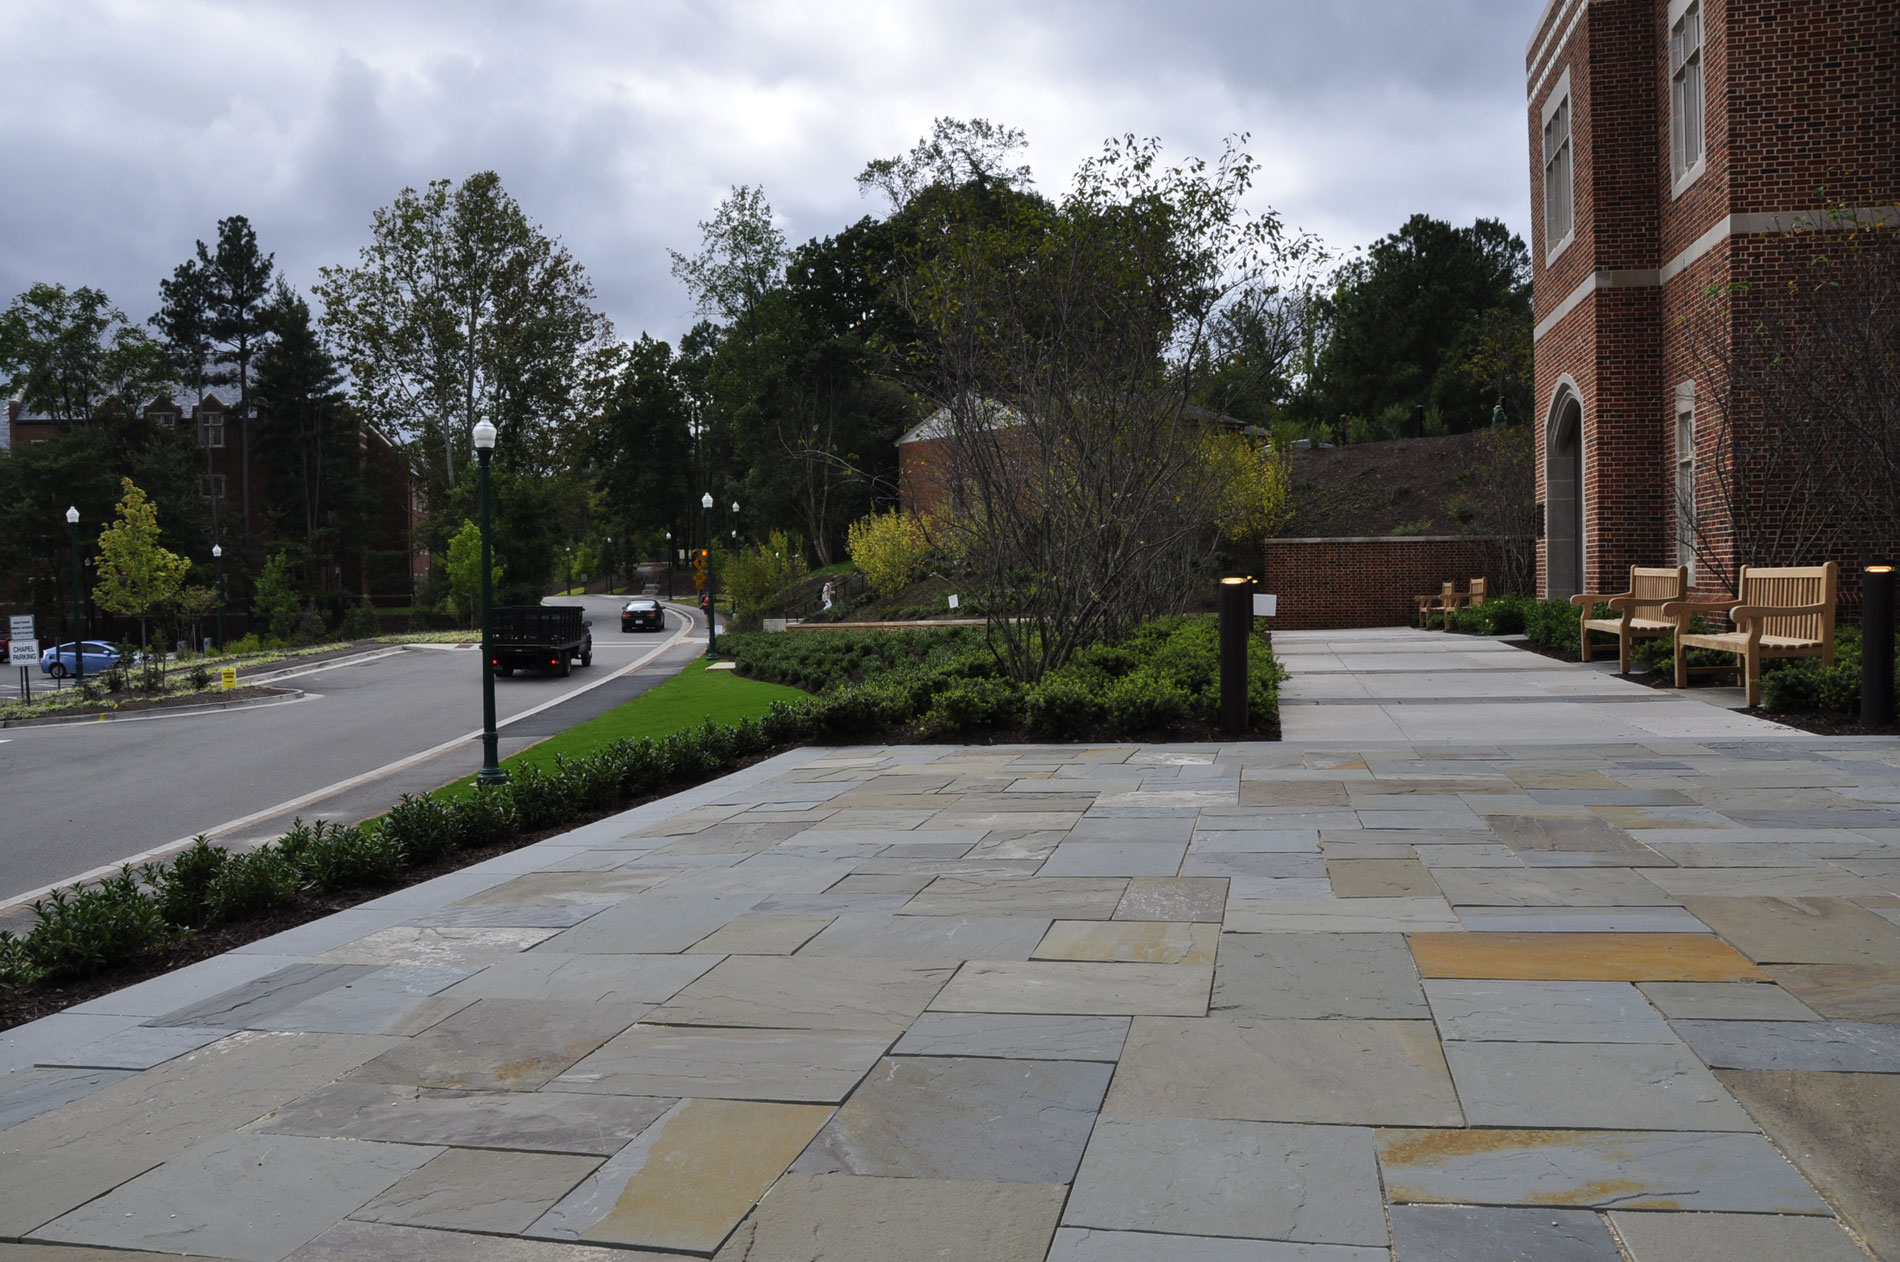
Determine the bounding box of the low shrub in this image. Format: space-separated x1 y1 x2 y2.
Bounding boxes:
280 818 403 893
1760 628 1899 714
148 835 228 928
21 868 172 981
1025 674 1105 737
205 846 301 921
920 676 1021 736
1448 592 1532 636
380 793 459 864
188 665 212 691
1103 669 1190 733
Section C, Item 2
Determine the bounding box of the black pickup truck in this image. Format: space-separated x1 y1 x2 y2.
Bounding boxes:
490 605 592 677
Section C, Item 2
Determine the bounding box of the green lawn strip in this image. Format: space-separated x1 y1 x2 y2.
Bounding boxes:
428 658 807 801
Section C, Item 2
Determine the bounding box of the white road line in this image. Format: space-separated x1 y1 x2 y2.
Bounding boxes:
1 614 699 912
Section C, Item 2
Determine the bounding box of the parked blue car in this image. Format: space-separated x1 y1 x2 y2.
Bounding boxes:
39 641 130 678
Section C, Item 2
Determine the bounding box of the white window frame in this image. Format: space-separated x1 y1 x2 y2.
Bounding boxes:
199 473 227 500
199 415 225 448
1675 381 1696 581
1541 69 1575 263
1668 0 1707 195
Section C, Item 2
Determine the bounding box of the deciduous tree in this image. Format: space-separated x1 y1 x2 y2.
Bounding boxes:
94 477 191 662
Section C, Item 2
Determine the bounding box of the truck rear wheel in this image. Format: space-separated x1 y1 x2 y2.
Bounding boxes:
558 658 571 677
581 649 592 667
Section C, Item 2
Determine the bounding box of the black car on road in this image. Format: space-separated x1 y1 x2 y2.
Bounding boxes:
621 598 665 632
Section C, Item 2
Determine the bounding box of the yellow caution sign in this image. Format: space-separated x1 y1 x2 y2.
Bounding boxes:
220 667 237 691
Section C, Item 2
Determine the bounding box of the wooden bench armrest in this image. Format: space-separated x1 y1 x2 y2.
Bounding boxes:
1568 591 1624 608
1730 602 1831 623
1603 595 1662 613
1661 600 1735 619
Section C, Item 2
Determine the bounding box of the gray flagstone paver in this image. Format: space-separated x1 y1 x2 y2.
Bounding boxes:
256 1080 675 1153
0 1066 137 1130
547 1024 890 1102
710 1174 1067 1262
1386 1205 1623 1261
32 1023 231 1071
1638 980 1822 1020
892 1012 1130 1061
1212 931 1430 1019
350 1148 605 1235
1375 1127 1830 1212
1671 1018 1900 1072
1424 979 1674 1043
30 1129 442 1260
643 956 953 1031
1063 1115 1386 1246
1608 1210 1871 1261
1441 1039 1757 1130
1047 1228 1387 1261
791 1054 1111 1183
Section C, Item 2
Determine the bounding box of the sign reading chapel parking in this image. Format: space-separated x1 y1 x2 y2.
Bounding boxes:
9 638 38 666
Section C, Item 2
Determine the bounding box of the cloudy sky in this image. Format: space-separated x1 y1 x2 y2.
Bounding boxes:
0 0 1541 348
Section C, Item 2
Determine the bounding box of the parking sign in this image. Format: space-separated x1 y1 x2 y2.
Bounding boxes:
9 638 38 667
9 615 32 640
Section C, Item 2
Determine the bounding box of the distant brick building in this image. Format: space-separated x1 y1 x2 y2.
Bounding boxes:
1526 0 1897 599
5 391 429 599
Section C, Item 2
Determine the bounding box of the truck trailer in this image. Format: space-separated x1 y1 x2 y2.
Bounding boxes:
490 605 592 677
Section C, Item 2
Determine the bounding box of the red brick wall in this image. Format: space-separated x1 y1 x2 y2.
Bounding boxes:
1527 0 1898 602
1260 537 1517 630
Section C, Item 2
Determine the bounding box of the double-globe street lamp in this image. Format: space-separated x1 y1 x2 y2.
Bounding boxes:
65 506 83 686
474 420 506 786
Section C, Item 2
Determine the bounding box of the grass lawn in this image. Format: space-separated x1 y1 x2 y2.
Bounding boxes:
432 658 807 798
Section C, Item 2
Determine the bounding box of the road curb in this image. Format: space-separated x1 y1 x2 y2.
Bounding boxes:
0 688 304 729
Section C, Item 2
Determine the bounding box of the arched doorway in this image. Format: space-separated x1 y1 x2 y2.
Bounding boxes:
1546 392 1585 599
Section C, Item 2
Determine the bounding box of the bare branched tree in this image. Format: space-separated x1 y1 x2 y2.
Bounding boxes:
903 134 1320 680
1676 212 1899 593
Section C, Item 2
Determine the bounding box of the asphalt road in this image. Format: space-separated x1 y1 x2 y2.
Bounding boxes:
0 596 714 913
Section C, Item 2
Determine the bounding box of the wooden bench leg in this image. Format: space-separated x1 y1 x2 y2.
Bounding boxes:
1618 632 1631 676
1579 615 1593 662
1674 639 1688 689
1745 645 1761 708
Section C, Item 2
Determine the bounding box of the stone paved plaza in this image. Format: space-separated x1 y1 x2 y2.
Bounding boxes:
3 627 1898 1260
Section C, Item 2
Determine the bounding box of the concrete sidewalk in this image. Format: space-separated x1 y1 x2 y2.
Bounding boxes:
3 627 1898 1260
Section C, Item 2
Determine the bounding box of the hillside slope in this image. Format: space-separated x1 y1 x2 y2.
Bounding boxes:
1280 430 1519 538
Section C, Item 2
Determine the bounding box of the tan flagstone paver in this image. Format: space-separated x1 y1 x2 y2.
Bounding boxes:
1409 932 1769 982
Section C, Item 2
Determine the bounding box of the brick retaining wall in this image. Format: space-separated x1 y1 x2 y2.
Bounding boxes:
1261 537 1518 629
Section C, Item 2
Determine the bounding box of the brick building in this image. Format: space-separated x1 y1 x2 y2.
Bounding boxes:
5 391 429 600
1526 0 1897 600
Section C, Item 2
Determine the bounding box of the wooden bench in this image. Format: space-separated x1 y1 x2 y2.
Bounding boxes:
1569 565 1686 673
1663 562 1838 707
1415 578 1486 631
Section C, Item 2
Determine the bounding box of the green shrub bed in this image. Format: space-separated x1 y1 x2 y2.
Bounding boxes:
725 616 1283 742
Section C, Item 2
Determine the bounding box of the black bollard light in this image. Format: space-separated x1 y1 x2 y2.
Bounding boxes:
1218 573 1254 735
1863 563 1895 727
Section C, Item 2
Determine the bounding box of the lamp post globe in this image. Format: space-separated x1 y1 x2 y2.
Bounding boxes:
472 420 506 785
65 506 83 686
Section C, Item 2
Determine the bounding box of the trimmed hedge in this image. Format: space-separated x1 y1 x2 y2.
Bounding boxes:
724 616 1283 741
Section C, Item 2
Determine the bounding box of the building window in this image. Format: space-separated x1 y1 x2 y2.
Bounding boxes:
1670 0 1706 191
199 415 225 448
1675 388 1696 579
199 473 227 500
1541 73 1574 261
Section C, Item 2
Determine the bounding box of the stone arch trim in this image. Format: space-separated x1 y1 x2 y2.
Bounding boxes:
1544 377 1586 599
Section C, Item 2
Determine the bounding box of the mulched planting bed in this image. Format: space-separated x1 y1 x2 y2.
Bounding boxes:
2 685 293 724
1500 636 1900 736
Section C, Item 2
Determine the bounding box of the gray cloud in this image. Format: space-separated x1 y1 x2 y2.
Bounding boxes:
0 0 1540 349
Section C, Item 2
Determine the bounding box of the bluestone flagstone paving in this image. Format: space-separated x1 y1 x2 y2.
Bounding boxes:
9 627 1900 1257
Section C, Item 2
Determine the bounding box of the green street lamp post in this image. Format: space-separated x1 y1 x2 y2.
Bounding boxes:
702 492 717 660
65 506 83 686
212 543 225 652
474 420 506 786
665 530 673 599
